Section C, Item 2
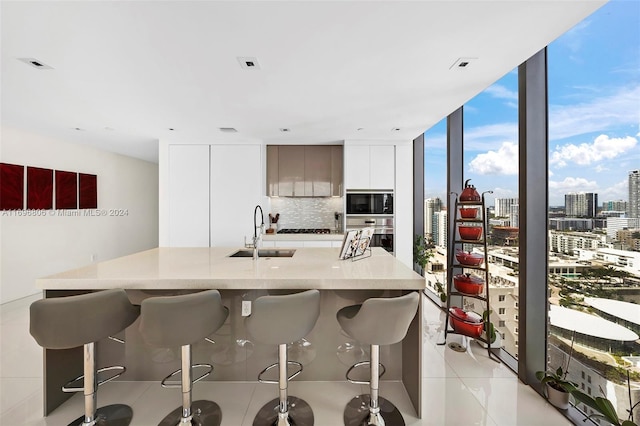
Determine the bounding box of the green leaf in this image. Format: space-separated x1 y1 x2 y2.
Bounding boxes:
593 397 621 424
621 421 637 426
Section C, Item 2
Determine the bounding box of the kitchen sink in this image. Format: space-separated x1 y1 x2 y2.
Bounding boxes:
228 249 296 258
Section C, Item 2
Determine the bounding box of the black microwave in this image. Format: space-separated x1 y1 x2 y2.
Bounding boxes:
346 192 393 215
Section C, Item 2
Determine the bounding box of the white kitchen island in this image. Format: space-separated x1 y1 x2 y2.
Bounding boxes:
37 247 425 418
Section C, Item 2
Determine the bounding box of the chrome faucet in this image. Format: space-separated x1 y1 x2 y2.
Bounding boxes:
253 205 265 259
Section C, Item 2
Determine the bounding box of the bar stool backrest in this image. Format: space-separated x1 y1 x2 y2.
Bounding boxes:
246 289 320 345
139 289 228 347
340 292 420 346
30 289 139 350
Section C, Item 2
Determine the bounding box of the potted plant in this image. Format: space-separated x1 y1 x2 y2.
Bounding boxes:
535 330 577 410
476 310 502 348
536 366 578 410
413 234 433 275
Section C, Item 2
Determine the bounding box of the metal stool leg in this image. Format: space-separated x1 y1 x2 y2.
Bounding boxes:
67 342 134 426
159 344 222 426
253 343 314 426
343 345 405 426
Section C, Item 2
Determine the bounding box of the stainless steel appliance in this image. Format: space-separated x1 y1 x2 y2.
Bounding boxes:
278 228 332 234
346 216 394 253
346 191 393 215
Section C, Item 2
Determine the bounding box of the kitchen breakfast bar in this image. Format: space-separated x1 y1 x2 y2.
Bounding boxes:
36 247 425 419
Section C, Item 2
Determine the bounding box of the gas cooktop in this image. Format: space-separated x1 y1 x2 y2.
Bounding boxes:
277 228 332 234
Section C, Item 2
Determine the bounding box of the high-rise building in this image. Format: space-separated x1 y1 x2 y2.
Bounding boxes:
565 192 598 218
424 198 443 240
494 198 518 218
509 203 519 228
433 210 448 248
629 170 640 218
602 200 628 213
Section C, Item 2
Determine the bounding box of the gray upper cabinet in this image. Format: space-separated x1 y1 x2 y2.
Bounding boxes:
267 145 343 197
330 145 343 196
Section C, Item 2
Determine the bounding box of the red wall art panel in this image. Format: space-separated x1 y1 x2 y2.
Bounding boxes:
0 163 25 210
55 170 78 209
79 173 97 209
27 167 54 210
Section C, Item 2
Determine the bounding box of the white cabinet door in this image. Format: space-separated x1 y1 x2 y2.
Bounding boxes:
344 145 370 189
210 145 262 246
168 145 210 247
345 144 394 190
369 145 395 189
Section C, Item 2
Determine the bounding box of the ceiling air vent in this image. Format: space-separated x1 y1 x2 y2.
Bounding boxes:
219 127 238 133
18 58 53 69
237 57 261 70
449 57 477 70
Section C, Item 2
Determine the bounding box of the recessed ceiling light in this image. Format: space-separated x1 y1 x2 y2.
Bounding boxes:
219 127 238 133
391 127 401 131
168 128 175 131
449 57 478 70
237 57 261 70
279 128 290 132
104 127 114 131
18 57 53 69
73 127 84 131
357 128 364 131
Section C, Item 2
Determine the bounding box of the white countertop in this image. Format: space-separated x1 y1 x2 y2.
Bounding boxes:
262 232 345 241
37 247 425 290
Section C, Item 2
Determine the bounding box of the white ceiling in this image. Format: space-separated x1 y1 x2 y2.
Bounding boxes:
1 1 606 163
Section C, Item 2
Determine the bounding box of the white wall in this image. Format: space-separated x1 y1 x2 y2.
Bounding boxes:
0 126 159 303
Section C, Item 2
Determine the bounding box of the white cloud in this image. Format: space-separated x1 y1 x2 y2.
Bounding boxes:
601 179 628 201
484 84 518 101
550 134 637 167
594 164 609 173
550 84 640 141
548 177 598 193
468 142 518 175
464 123 518 151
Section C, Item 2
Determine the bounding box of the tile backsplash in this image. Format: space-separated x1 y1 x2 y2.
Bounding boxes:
268 197 343 230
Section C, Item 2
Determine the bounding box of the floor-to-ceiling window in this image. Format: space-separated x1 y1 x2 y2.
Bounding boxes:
463 69 520 363
547 0 640 421
423 118 448 302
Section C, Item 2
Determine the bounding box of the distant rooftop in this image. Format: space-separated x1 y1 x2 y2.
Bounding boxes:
584 297 640 327
549 305 639 341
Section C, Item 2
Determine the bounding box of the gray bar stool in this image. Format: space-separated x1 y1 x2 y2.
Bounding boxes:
246 289 321 426
30 289 140 426
139 289 229 426
336 292 420 426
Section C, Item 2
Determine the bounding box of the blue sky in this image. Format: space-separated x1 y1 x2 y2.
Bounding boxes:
424 0 640 208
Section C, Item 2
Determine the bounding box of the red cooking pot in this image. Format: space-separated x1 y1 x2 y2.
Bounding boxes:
455 250 484 266
449 307 484 338
459 207 478 219
453 273 484 295
459 179 481 202
458 225 482 241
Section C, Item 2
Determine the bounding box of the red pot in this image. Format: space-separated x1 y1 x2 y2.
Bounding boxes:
460 179 481 202
458 225 482 241
459 207 478 219
449 307 484 338
455 250 484 266
453 273 484 295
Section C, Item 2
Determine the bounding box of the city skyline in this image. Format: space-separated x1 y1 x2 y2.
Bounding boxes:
424 0 639 207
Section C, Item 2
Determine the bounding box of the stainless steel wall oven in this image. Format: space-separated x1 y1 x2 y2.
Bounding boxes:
345 216 394 253
345 191 393 215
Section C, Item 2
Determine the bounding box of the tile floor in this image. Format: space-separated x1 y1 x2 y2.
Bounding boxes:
0 293 572 425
